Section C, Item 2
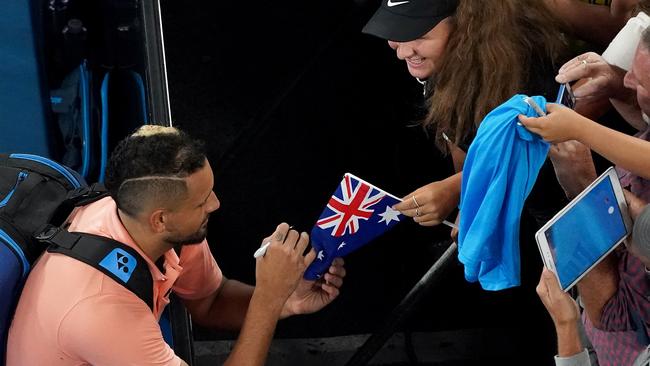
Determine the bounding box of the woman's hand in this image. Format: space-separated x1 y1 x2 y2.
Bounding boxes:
393 174 461 226
518 103 590 143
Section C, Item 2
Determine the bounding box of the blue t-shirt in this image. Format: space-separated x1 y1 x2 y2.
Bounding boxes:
458 94 550 291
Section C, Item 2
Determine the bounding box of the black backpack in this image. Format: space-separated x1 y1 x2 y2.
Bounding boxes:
0 153 154 365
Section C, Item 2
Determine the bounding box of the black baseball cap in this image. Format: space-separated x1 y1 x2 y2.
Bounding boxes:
362 0 458 42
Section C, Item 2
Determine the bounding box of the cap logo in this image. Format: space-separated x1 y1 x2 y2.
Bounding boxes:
387 0 409 7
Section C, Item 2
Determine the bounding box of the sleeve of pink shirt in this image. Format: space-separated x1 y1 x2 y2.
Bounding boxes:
59 293 183 366
173 240 223 300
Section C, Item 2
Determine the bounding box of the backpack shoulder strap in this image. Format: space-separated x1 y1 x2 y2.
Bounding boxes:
36 225 154 310
49 183 110 227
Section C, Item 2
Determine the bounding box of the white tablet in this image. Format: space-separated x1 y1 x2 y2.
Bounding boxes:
535 167 633 291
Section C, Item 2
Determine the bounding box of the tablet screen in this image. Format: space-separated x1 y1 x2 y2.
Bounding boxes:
544 175 627 289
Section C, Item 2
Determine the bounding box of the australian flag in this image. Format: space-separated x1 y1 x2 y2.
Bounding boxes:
304 173 403 280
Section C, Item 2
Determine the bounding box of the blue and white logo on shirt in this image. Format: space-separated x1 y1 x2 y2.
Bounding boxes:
99 248 137 283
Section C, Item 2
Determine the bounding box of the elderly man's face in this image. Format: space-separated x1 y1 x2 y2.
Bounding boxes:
624 44 650 118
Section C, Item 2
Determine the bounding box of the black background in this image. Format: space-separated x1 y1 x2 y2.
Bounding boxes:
161 0 556 363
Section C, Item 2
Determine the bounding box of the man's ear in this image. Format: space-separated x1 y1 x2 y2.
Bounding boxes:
149 209 168 234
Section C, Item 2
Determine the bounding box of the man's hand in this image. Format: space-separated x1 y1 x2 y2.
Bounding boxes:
623 189 648 221
254 223 316 307
536 268 584 357
223 224 316 366
393 174 461 226
556 52 629 101
549 140 597 199
555 52 644 130
282 258 346 317
537 268 580 327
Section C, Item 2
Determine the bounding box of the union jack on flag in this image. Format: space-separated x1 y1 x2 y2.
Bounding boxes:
305 173 403 280
316 175 386 237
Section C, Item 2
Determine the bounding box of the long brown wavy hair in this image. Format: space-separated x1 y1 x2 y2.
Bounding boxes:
424 0 567 153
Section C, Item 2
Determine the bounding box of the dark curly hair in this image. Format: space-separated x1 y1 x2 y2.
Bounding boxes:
104 126 207 216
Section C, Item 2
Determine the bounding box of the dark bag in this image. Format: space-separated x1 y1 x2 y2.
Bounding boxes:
0 153 153 365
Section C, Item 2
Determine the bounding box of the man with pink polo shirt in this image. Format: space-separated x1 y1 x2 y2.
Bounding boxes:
6 125 346 366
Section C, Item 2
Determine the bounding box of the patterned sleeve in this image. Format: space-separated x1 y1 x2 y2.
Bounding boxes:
599 252 650 333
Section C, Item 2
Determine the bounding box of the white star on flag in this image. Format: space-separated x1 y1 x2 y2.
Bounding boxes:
317 250 325 261
337 242 346 251
378 206 400 225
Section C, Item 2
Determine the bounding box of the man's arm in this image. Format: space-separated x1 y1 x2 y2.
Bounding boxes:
180 224 320 366
539 140 619 329
577 191 648 329
536 268 592 366
178 287 282 366
545 0 627 46
576 255 620 328
223 286 286 366
183 277 253 330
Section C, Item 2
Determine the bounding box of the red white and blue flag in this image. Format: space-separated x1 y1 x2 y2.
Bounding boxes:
305 173 403 280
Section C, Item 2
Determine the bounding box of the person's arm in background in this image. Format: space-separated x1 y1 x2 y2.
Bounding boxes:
527 139 619 329
537 268 592 366
611 0 641 19
579 190 648 330
519 104 650 180
545 0 629 47
576 256 620 329
546 140 598 200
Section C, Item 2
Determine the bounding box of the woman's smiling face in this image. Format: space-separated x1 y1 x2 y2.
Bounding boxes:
387 17 453 79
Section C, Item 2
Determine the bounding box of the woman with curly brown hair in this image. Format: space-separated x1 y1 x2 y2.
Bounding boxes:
363 0 568 229
363 1 578 363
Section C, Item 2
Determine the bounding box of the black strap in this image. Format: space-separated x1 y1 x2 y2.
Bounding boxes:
49 183 110 227
37 225 154 310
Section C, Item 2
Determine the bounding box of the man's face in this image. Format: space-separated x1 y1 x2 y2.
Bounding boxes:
386 17 453 80
164 159 220 246
624 44 650 117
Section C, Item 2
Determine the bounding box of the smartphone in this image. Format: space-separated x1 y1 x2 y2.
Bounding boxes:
556 83 576 109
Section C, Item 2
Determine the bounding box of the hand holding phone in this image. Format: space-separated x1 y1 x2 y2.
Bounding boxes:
556 83 576 109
